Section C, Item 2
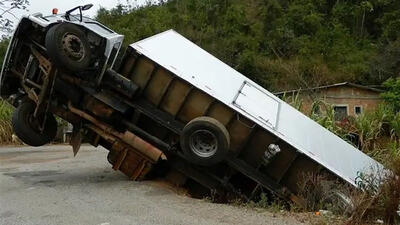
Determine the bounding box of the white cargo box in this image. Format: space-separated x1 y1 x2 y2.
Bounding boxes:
130 30 383 187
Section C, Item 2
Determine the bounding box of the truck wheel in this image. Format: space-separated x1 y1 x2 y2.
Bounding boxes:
323 190 354 215
180 116 230 166
12 100 57 146
45 23 91 72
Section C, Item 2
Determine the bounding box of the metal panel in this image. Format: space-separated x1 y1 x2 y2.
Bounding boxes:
233 81 280 129
130 30 383 187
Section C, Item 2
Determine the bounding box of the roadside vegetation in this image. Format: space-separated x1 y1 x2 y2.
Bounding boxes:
282 81 400 224
0 39 14 143
0 100 14 144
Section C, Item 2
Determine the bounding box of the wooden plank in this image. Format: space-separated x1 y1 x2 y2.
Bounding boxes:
203 99 216 116
237 126 257 155
169 157 222 191
127 98 184 134
276 152 299 184
174 86 193 119
226 156 287 199
141 66 159 94
156 77 175 107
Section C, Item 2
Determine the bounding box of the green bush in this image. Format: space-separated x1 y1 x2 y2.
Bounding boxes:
0 100 12 121
0 100 13 144
381 78 400 112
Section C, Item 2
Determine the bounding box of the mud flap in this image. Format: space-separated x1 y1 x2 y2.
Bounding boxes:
107 142 153 181
70 125 82 156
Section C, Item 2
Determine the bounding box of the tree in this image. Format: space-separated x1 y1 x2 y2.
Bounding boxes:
0 0 29 34
381 78 400 112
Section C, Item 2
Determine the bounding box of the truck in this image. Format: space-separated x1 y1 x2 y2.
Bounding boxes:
0 5 383 209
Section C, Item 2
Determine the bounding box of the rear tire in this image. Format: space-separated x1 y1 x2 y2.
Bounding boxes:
180 116 230 166
45 23 91 72
12 100 57 146
323 190 354 215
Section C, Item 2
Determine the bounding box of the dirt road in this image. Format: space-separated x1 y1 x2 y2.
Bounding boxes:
0 145 308 225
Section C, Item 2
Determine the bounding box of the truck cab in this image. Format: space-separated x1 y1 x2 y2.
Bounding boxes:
0 4 124 146
0 4 123 100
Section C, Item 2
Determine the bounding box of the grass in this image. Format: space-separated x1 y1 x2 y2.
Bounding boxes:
251 192 287 213
346 154 400 225
310 100 348 138
353 112 383 151
0 100 14 144
293 156 400 224
282 91 303 111
0 100 12 120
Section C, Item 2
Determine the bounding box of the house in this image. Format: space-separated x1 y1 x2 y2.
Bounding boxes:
275 82 384 120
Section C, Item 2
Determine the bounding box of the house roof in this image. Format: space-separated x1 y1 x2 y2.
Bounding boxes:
274 82 384 95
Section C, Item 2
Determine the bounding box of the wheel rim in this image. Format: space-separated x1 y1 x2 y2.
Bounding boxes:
189 129 218 158
62 33 85 62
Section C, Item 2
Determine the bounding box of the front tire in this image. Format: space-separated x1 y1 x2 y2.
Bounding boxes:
45 23 91 72
12 100 57 146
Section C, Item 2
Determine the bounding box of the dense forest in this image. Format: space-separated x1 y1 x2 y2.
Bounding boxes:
95 0 400 92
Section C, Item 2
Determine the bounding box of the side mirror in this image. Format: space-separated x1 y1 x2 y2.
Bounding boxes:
81 4 93 11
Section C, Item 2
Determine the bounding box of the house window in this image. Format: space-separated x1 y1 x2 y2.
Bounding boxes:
354 106 362 115
333 106 348 120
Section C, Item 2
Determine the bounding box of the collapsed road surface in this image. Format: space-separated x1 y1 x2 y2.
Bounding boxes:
0 145 306 225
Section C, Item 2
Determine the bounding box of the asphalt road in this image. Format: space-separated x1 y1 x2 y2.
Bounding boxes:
0 145 307 225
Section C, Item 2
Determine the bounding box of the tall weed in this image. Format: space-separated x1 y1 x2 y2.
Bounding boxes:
310 100 347 138
353 113 383 152
348 154 400 225
282 91 303 111
0 100 14 144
